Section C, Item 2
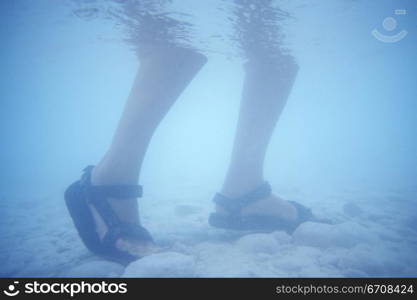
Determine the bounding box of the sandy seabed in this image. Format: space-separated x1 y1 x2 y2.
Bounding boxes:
1 185 416 278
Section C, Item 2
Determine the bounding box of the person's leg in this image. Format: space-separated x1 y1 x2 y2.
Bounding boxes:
219 57 299 220
90 46 207 256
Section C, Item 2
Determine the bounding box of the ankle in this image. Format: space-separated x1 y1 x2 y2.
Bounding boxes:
91 165 138 186
220 178 265 199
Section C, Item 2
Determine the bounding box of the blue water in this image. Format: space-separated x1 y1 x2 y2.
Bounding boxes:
1 0 416 277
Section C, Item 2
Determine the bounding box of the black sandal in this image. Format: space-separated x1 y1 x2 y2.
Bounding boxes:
208 182 314 233
64 166 154 265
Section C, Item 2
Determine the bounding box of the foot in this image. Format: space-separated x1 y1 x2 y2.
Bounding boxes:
88 171 159 259
215 194 299 222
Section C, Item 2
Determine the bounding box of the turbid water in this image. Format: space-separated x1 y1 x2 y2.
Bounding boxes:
1 0 416 277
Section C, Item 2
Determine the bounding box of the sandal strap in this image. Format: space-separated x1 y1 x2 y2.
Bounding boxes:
213 182 272 214
79 165 142 228
81 165 143 199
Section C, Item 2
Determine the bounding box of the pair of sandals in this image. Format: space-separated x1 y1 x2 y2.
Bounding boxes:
65 166 314 265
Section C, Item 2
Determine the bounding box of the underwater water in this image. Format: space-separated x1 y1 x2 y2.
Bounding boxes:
1 0 416 277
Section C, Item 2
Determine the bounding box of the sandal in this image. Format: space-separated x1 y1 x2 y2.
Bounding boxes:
208 182 314 233
64 166 154 265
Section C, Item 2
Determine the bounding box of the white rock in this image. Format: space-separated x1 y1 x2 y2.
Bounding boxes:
272 245 320 274
338 244 386 276
339 244 407 276
272 231 292 244
318 247 349 267
343 202 364 217
65 260 125 277
300 266 328 277
292 221 378 249
193 243 259 277
342 269 369 277
122 252 195 277
1 253 27 276
235 233 280 254
292 246 322 258
402 266 417 277
273 254 317 273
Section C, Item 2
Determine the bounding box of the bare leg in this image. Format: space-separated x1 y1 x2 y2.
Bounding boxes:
219 57 299 220
90 47 207 256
